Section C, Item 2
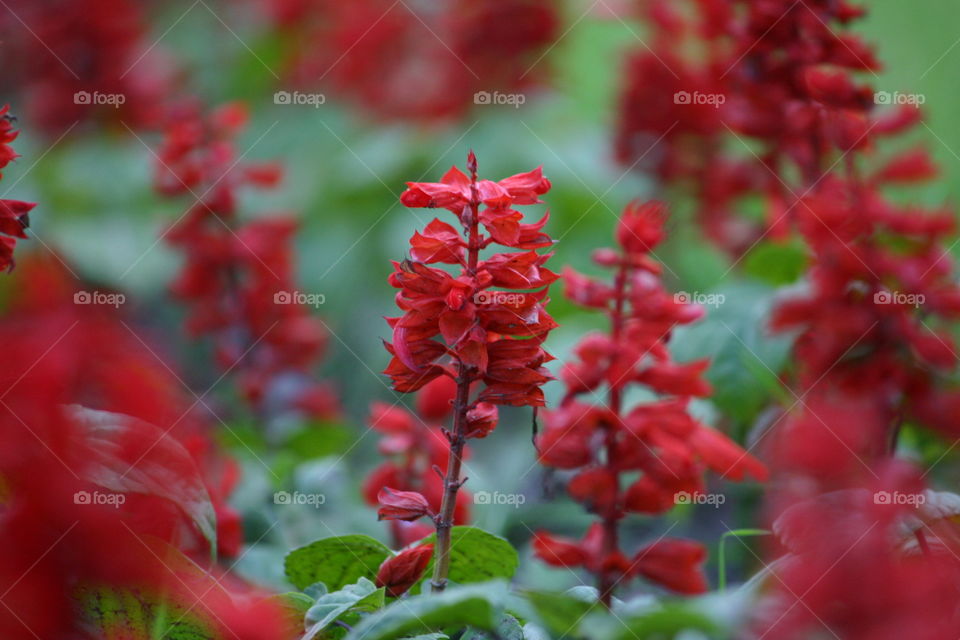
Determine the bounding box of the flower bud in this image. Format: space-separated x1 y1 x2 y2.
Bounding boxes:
377 487 433 521
376 544 434 597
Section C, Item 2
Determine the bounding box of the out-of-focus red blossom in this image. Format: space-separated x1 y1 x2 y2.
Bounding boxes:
375 544 434 597
0 0 173 133
362 377 471 547
0 106 35 273
755 450 960 638
0 256 290 639
259 0 559 122
534 201 765 602
154 101 339 426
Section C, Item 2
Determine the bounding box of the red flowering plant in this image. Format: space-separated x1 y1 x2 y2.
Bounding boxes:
0 256 293 639
372 151 558 591
155 101 339 431
533 201 767 605
260 0 558 121
0 105 35 273
0 0 172 133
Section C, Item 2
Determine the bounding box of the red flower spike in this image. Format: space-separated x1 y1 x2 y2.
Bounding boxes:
0 108 33 272
389 152 557 590
535 200 764 603
154 103 339 425
376 487 433 522
375 544 434 597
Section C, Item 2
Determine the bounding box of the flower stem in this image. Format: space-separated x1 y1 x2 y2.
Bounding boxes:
431 152 481 592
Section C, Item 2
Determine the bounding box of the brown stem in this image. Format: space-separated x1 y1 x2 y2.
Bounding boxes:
599 262 630 607
431 153 481 592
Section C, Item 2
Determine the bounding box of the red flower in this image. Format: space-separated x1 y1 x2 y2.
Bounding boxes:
375 544 435 597
534 201 764 602
0 107 34 272
377 487 434 522
632 539 707 595
154 102 338 424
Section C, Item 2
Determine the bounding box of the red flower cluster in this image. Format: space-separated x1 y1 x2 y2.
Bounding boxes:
0 257 288 639
615 0 895 255
155 102 338 425
378 152 557 590
261 0 558 121
533 201 766 603
362 376 472 547
0 106 35 272
0 0 171 133
756 441 960 638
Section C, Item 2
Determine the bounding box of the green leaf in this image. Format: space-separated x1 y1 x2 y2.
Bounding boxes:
416 527 519 589
524 590 597 638
268 591 316 638
596 604 721 640
345 581 507 640
77 584 215 640
461 614 524 640
304 578 385 640
286 535 393 591
742 240 808 286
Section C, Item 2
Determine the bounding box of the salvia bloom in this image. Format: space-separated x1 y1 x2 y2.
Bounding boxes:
363 376 472 547
261 0 558 121
0 257 288 639
379 152 557 590
155 102 338 426
0 106 35 272
0 0 171 133
533 201 766 604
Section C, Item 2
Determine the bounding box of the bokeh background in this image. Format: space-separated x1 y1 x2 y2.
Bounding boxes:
3 0 959 594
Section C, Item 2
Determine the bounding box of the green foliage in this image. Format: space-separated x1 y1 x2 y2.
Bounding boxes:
285 535 393 591
345 581 508 640
303 578 386 640
523 590 598 638
77 585 214 640
742 240 808 286
415 527 520 590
